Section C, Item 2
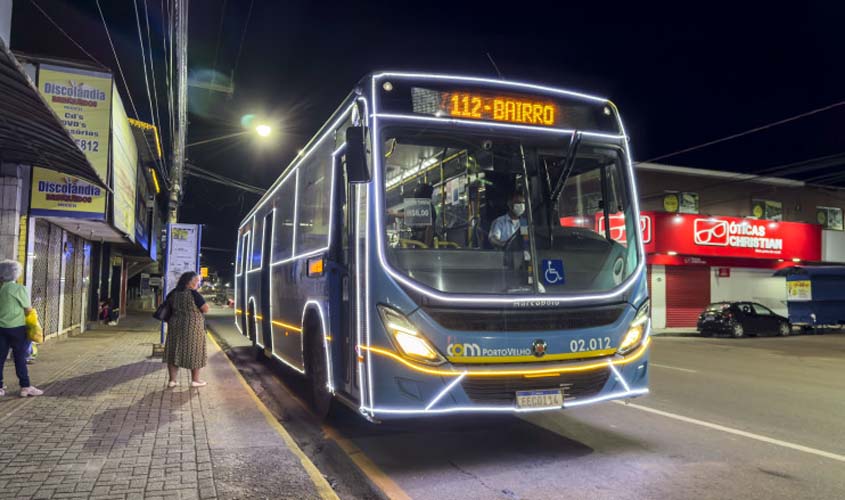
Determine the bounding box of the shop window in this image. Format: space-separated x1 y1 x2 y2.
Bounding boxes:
663 191 699 214
816 206 843 231
751 199 782 221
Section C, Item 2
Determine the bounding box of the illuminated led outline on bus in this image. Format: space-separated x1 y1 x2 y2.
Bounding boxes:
370 73 647 305
359 389 650 416
235 74 648 418
375 113 625 141
235 105 357 387
365 73 648 416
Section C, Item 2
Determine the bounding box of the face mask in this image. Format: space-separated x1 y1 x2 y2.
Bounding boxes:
512 203 525 217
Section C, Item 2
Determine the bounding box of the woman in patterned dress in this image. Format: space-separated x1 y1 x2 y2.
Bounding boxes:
163 272 209 388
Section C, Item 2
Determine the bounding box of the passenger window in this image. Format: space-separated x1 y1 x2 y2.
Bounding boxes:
273 172 296 261
251 221 262 269
296 141 334 254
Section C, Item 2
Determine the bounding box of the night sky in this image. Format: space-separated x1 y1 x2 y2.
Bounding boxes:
11 1 845 280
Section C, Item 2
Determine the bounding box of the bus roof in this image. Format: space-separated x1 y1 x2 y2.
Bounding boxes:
239 72 620 227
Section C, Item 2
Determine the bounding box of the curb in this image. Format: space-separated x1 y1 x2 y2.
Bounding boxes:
206 332 340 500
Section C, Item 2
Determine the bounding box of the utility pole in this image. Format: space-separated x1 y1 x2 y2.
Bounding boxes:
168 0 189 223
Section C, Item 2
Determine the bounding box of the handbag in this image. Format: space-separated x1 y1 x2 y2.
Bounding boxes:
153 299 172 322
25 309 44 344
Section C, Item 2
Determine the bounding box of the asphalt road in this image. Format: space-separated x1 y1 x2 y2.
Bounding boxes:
206 308 845 500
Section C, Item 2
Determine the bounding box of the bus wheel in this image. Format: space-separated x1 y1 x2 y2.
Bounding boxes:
306 329 332 418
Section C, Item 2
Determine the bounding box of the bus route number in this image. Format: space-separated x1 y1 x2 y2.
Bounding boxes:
570 337 611 352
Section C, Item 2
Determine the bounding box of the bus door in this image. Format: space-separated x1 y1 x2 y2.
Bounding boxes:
259 212 273 351
336 154 364 397
237 231 251 338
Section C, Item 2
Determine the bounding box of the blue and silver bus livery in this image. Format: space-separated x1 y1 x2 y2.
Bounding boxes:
234 72 650 421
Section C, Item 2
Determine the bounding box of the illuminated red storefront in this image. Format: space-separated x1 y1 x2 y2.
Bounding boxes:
635 212 822 328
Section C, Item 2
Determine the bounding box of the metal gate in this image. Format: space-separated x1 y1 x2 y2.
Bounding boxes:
45 223 62 336
62 234 76 331
665 266 711 327
31 219 49 332
72 236 85 326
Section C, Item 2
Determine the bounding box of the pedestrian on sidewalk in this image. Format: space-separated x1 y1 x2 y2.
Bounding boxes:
99 298 120 326
0 260 43 397
163 271 209 388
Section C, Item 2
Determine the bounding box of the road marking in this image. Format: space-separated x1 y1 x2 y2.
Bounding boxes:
650 363 698 373
615 401 845 464
207 333 340 500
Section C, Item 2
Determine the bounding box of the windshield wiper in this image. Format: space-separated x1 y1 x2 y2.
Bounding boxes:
550 131 583 205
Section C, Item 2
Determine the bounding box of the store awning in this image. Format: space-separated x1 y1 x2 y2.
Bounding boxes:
0 38 105 187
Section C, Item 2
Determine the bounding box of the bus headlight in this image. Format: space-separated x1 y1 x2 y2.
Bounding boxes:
377 305 446 365
618 301 649 355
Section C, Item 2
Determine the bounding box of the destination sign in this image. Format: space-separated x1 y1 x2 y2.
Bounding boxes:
411 87 560 127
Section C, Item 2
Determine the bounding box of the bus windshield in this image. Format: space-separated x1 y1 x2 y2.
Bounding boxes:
382 128 641 295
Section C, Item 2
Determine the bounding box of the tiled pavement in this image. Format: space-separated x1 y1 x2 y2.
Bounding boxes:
0 314 334 500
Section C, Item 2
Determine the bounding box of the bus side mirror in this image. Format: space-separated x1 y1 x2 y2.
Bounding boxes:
345 126 370 183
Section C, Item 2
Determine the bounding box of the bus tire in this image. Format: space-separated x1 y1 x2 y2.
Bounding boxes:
305 318 332 419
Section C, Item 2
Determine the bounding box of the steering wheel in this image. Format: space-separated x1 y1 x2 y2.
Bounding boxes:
502 231 522 252
501 231 523 268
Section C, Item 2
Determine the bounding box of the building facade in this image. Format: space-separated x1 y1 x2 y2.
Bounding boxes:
634 163 845 329
12 54 165 339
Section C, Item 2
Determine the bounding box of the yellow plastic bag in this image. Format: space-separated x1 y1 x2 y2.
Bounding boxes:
25 309 43 344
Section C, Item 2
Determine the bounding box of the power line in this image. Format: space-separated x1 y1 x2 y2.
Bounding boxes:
132 0 155 124
27 0 106 67
185 163 265 192
142 0 169 175
184 168 265 195
161 0 176 161
209 0 228 93
639 99 845 164
95 0 141 123
133 0 168 180
231 0 255 86
639 151 845 201
95 0 162 191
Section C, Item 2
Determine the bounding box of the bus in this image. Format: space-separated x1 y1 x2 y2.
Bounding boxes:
234 72 650 421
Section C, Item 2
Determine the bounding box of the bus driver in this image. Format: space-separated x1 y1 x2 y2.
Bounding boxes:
488 192 526 248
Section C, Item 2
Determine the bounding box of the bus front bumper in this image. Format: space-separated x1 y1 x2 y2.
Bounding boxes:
358 338 650 419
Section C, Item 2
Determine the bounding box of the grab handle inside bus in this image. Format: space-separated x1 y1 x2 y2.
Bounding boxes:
345 126 370 183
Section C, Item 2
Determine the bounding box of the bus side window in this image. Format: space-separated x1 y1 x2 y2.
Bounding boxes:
251 219 263 269
235 233 243 275
239 231 251 274
296 141 335 254
272 172 296 262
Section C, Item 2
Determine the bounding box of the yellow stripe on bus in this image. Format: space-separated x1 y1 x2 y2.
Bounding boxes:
361 337 650 378
447 348 617 364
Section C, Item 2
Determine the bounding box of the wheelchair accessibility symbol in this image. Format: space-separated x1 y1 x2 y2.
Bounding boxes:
542 259 565 285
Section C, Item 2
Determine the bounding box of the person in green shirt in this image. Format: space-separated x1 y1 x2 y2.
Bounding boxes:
0 260 43 397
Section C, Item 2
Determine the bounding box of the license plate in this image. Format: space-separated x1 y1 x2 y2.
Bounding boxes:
516 389 563 409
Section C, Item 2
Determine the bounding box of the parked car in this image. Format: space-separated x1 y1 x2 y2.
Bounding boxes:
697 301 791 338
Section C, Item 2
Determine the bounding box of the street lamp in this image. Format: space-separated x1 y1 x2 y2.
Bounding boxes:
186 122 274 148
255 124 272 137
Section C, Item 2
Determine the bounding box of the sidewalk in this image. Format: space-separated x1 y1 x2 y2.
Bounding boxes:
0 313 337 500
